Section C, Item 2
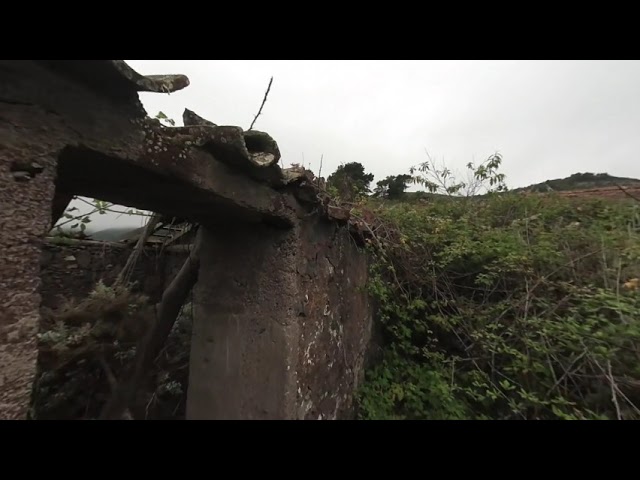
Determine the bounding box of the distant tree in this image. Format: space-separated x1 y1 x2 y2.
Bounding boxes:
374 174 412 199
327 162 374 201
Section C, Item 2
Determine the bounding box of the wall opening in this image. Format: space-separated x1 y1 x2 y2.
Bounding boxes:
30 153 195 419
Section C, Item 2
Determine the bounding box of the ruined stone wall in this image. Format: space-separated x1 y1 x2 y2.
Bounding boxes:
1 60 375 420
0 108 59 420
39 241 189 310
0 59 149 420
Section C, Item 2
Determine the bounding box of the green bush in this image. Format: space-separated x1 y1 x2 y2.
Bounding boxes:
357 161 640 420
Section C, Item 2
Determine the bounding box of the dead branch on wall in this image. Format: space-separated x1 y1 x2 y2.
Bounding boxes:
32 283 155 419
248 76 274 131
114 213 161 288
99 227 203 420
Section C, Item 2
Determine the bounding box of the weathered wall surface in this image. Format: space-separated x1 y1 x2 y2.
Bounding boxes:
0 59 148 420
0 124 57 420
295 220 372 419
187 219 372 420
39 241 188 309
187 224 300 419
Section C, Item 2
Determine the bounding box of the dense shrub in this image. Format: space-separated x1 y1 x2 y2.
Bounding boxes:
357 163 640 420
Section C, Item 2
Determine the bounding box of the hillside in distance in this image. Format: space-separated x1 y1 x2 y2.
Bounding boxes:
518 172 640 193
398 172 640 202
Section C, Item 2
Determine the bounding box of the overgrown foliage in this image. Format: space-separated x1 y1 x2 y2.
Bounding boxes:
357 158 640 420
31 282 192 420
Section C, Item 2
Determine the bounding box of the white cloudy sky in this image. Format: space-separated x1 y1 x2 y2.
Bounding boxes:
74 60 640 232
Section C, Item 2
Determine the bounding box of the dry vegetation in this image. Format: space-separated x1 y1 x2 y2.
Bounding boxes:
32 282 194 419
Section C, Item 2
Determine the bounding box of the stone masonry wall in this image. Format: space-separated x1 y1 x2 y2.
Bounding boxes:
0 107 59 420
39 241 189 310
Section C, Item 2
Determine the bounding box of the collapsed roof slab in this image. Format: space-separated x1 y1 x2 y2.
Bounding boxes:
1 60 298 228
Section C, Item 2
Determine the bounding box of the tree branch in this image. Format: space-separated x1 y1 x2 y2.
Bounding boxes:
615 183 640 203
114 213 162 288
248 76 273 131
98 353 133 420
99 227 203 420
608 360 622 420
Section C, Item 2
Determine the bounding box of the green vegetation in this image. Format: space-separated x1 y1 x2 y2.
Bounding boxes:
353 157 640 420
374 174 414 199
327 162 375 202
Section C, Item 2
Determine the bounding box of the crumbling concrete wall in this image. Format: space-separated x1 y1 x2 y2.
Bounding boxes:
0 59 151 420
187 224 300 419
295 220 372 419
187 218 372 420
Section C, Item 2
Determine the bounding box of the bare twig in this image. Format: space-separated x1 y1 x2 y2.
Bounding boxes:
545 349 588 397
248 76 274 131
615 183 640 203
616 258 622 300
145 392 157 420
608 360 622 420
99 228 203 420
114 213 162 288
601 236 609 289
75 197 152 218
98 353 133 420
593 358 640 418
450 359 456 388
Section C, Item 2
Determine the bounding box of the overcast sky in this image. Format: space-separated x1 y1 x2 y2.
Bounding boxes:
73 60 640 232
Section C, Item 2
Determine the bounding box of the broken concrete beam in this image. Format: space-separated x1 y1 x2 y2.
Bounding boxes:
36 60 190 96
180 109 285 186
